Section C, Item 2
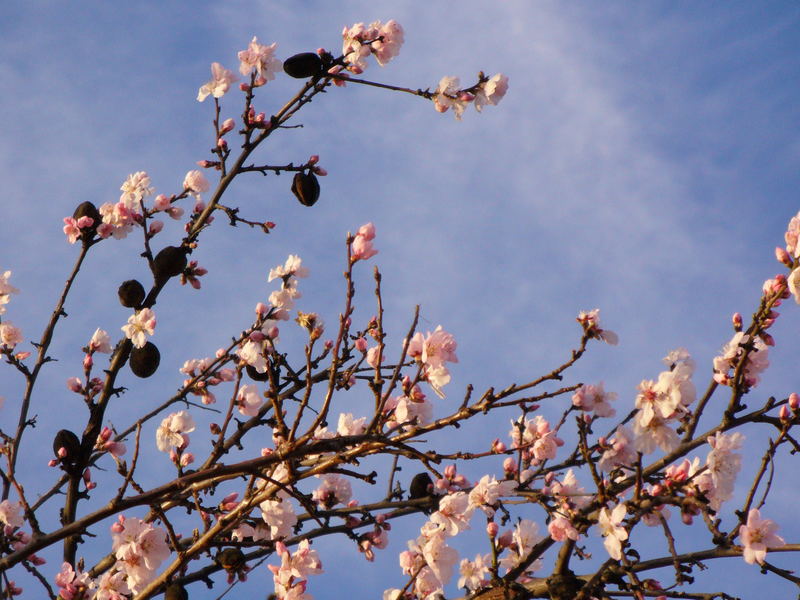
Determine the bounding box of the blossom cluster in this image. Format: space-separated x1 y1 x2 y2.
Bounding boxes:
341 20 404 72
432 73 509 120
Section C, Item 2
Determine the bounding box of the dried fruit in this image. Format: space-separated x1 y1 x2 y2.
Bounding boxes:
118 279 145 308
130 341 160 378
408 472 433 499
72 201 101 238
216 547 246 573
283 52 323 78
153 246 187 281
164 583 189 600
246 364 270 382
291 172 320 207
53 429 82 466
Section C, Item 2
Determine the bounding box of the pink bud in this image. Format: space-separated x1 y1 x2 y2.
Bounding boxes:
491 439 506 453
83 354 93 370
58 447 68 458
503 457 518 475
15 351 31 360
308 155 319 165
239 82 250 91
761 332 775 346
789 393 800 409
249 331 266 343
66 377 83 393
100 427 112 442
312 166 328 176
149 220 164 235
181 453 195 467
220 118 235 134
486 522 499 537
110 521 124 534
544 471 555 484
217 138 228 149
261 447 273 457
354 337 367 352
254 76 267 87
776 246 792 266
47 459 58 467
444 464 457 478
779 405 791 421
266 326 279 339
324 339 333 349
732 312 743 329
375 513 386 524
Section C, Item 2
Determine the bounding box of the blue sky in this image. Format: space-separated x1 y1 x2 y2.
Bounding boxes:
1 2 799 598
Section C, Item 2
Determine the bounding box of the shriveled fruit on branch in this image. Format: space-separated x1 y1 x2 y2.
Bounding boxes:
216 548 246 574
53 429 82 465
153 246 187 282
164 583 189 600
118 279 145 308
283 52 324 78
130 341 160 378
291 172 320 207
72 201 101 236
408 472 434 499
246 363 270 382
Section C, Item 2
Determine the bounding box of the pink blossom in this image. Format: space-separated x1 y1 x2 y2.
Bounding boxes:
0 321 23 349
337 412 367 436
499 520 544 574
739 508 785 565
458 553 490 591
260 498 297 539
111 516 171 593
0 500 23 529
351 222 378 261
55 562 95 600
183 170 210 196
421 531 459 585
572 382 617 418
94 569 130 600
468 475 515 516
433 76 469 119
548 516 580 542
155 410 195 452
372 20 404 66
238 339 268 374
238 37 281 80
788 267 800 304
0 270 19 315
598 425 637 471
88 328 112 354
119 171 153 210
311 474 353 509
269 254 309 282
236 383 263 416
121 308 156 348
598 503 628 560
197 62 238 101
429 492 474 536
577 308 618 345
474 73 509 112
98 201 136 239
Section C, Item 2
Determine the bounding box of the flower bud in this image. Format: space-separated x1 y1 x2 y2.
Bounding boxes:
776 246 793 267
283 52 324 78
118 279 146 308
732 312 743 330
129 341 160 378
291 172 320 207
486 522 499 537
53 429 81 465
789 392 800 410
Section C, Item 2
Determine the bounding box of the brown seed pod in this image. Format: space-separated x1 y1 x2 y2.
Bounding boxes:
245 363 270 382
118 279 145 308
408 472 434 499
53 429 82 463
283 52 324 78
291 172 320 207
164 583 189 600
153 246 187 281
72 201 101 237
130 341 160 378
216 547 246 573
